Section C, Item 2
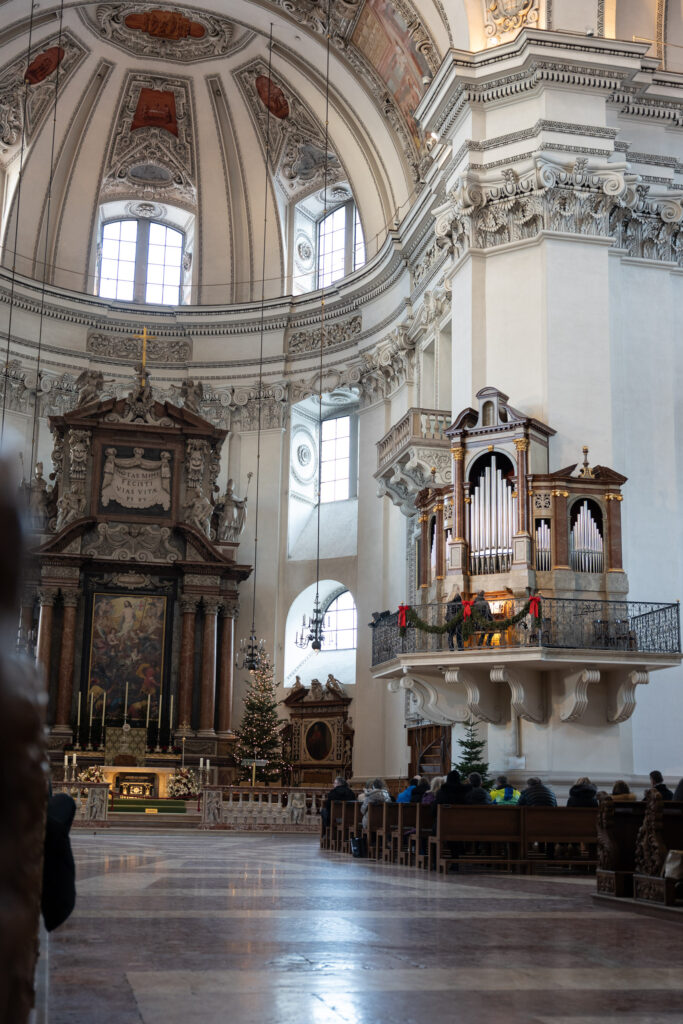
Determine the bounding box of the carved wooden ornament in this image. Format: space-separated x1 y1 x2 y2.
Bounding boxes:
131 88 178 135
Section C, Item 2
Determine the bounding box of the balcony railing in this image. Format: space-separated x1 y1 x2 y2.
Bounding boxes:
370 598 681 666
376 408 451 471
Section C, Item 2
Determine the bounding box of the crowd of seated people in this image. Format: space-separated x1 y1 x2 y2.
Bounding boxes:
323 769 683 831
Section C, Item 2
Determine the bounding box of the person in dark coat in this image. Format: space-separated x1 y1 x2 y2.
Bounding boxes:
566 777 598 807
410 780 430 803
465 772 492 805
42 792 77 932
649 770 674 801
446 590 464 651
473 590 494 647
435 769 471 806
674 779 683 802
321 776 356 832
517 777 557 807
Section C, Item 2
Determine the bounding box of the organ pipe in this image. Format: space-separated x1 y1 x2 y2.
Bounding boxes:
469 455 514 574
570 500 604 573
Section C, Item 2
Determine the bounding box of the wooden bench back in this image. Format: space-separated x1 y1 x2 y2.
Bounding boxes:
364 802 386 835
414 803 434 834
397 803 418 830
382 802 399 830
524 807 598 844
436 805 523 843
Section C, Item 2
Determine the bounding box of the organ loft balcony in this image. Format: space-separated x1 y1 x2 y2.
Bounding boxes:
373 387 682 735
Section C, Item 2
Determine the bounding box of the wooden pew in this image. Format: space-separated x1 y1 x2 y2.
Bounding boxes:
431 805 523 873
339 800 360 854
633 792 683 905
387 803 418 864
376 802 399 861
363 803 386 859
412 804 435 869
523 807 598 871
596 795 645 897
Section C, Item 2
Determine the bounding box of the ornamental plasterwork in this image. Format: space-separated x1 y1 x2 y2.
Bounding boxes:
610 187 683 263
100 71 197 208
0 360 31 413
287 314 361 355
82 522 182 563
0 31 87 154
79 4 253 63
231 383 289 431
86 331 193 364
433 155 683 261
484 0 539 43
234 59 342 199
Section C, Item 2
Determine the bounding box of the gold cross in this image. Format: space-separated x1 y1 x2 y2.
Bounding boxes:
132 326 156 384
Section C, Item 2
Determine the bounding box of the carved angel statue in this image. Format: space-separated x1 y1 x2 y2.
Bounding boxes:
292 675 303 690
180 378 203 413
325 673 346 699
217 475 250 543
182 487 213 537
56 489 85 530
27 462 52 528
288 790 307 824
75 369 105 407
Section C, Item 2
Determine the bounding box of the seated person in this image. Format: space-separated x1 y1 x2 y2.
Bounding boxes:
465 772 492 804
360 778 392 830
422 776 444 805
446 589 464 651
674 779 683 802
648 770 673 800
566 776 598 807
435 769 471 807
489 774 520 805
611 780 636 802
410 779 430 803
518 777 557 806
321 775 356 832
396 776 421 803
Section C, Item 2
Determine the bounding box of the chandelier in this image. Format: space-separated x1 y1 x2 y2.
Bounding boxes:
294 593 328 651
236 630 268 672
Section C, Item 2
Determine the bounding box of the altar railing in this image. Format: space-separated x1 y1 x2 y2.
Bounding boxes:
371 598 681 666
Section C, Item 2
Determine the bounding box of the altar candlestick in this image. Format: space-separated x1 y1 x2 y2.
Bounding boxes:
145 693 151 728
101 692 106 726
76 692 81 727
199 757 204 769
124 682 129 716
169 694 174 732
72 753 76 766
158 691 163 728
206 759 210 772
63 754 68 768
89 692 94 727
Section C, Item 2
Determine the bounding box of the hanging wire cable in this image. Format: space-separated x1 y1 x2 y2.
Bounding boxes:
238 24 275 673
295 0 332 653
0 3 37 447
29 0 66 482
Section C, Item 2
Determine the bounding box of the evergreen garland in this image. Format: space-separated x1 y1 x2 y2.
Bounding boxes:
234 660 290 784
398 598 540 639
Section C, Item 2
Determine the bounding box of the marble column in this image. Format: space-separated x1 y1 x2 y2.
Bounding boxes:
216 599 237 736
54 589 81 731
434 501 445 581
447 444 468 576
177 595 199 735
605 493 624 572
419 513 429 589
513 437 532 566
198 597 219 737
551 489 570 569
35 588 57 679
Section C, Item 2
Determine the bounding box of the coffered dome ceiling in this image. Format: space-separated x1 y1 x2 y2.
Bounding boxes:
0 0 455 304
0 0 681 305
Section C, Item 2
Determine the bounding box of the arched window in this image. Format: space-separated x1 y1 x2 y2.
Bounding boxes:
98 218 184 305
318 201 366 288
323 590 357 650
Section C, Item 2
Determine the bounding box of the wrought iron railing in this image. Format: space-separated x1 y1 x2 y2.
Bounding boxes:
370 598 681 666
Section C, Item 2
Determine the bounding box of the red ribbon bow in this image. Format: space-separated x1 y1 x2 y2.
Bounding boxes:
398 604 409 628
529 595 541 619
462 599 474 619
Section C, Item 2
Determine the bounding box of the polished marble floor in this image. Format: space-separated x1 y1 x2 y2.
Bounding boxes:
49 831 683 1023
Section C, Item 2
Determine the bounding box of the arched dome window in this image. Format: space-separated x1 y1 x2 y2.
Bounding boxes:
291 182 365 294
98 218 184 305
318 201 365 288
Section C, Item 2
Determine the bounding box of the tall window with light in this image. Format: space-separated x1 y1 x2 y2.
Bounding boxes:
324 591 357 650
98 219 183 305
320 415 350 503
317 202 365 289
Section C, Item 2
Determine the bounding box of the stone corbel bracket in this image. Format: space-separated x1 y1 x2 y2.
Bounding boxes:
490 664 545 723
559 668 601 723
443 667 501 724
606 668 649 724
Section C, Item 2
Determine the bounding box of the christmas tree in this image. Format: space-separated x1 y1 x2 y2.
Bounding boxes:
234 658 289 783
452 718 490 787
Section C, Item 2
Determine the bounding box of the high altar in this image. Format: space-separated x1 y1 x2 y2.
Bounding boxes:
22 367 252 772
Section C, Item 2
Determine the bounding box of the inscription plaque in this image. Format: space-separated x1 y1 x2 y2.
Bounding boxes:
99 446 173 516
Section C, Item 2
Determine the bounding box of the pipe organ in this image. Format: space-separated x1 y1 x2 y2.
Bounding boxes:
412 386 628 601
468 455 516 575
